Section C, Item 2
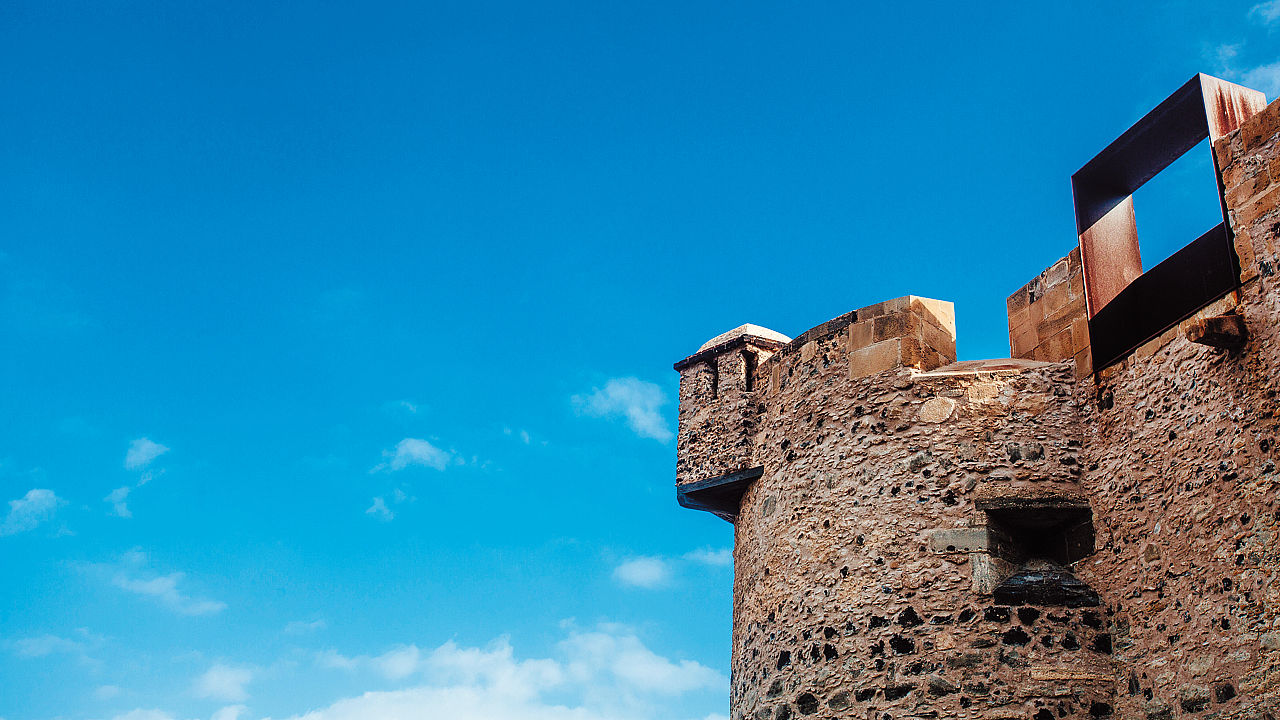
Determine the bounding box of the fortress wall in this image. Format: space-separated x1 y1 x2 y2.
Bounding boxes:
1007 247 1091 376
727 304 1114 719
676 84 1280 720
676 338 781 486
1072 98 1280 719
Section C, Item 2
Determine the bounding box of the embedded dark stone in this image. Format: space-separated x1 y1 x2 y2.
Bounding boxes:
992 560 1101 608
971 638 997 648
930 614 953 625
964 682 989 694
822 643 837 660
827 691 850 710
884 684 912 700
1002 627 1032 646
767 679 784 697
795 693 818 715
926 675 957 695
823 626 837 639
1128 672 1140 695
1033 710 1054 720
1215 683 1237 702
947 653 983 669
854 688 876 702
889 634 916 654
1082 611 1102 628
869 616 890 629
1062 633 1080 650
898 607 924 627
1180 696 1210 712
1090 701 1113 716
775 704 791 720
777 650 791 669
1017 607 1041 625
958 608 976 623
1092 634 1113 654
984 607 1011 622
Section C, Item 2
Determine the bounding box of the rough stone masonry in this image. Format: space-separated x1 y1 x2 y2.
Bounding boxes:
673 81 1280 719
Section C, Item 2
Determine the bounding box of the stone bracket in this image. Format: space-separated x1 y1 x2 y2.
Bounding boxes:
676 466 763 523
1186 313 1248 349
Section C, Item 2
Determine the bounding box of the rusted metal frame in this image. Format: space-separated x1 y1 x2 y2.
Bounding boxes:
1071 73 1265 371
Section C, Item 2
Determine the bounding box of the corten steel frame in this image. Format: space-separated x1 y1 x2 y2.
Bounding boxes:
1072 73 1266 371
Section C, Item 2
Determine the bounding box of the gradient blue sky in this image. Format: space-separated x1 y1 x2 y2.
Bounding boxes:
2 3 1277 719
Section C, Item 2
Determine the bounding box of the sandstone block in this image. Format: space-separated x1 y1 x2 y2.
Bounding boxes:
849 338 902 379
919 397 956 423
847 319 874 352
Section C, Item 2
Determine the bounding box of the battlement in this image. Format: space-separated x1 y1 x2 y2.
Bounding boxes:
672 76 1280 719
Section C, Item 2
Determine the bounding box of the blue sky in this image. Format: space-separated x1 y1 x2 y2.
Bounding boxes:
1 3 1276 719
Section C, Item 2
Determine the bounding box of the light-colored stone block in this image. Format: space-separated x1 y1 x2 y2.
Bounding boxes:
849 338 901 379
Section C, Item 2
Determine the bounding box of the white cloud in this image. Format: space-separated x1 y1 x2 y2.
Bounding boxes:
7 628 103 668
0 488 64 536
106 486 133 518
366 497 394 521
558 629 722 695
102 551 226 616
211 706 248 720
315 644 423 680
572 378 672 442
1242 60 1280 98
1252 0 1280 24
612 557 669 589
125 438 169 470
374 438 453 473
376 645 422 680
10 633 84 658
110 711 177 720
194 663 253 702
296 624 723 720
284 619 327 635
683 547 733 567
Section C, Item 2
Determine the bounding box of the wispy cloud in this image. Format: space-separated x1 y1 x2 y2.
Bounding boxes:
683 547 733 567
284 619 327 635
105 486 133 518
194 663 253 702
125 438 169 470
503 427 533 445
1 488 64 536
304 623 724 720
366 497 394 521
1242 62 1280 98
98 550 226 616
316 644 423 680
211 706 248 720
1251 0 1280 24
572 378 672 442
1213 4 1280 97
372 438 455 473
612 557 670 589
7 629 103 667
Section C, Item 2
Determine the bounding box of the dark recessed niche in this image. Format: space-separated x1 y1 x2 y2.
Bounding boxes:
976 496 1100 607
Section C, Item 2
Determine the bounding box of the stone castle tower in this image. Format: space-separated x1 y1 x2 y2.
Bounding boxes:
673 74 1280 718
